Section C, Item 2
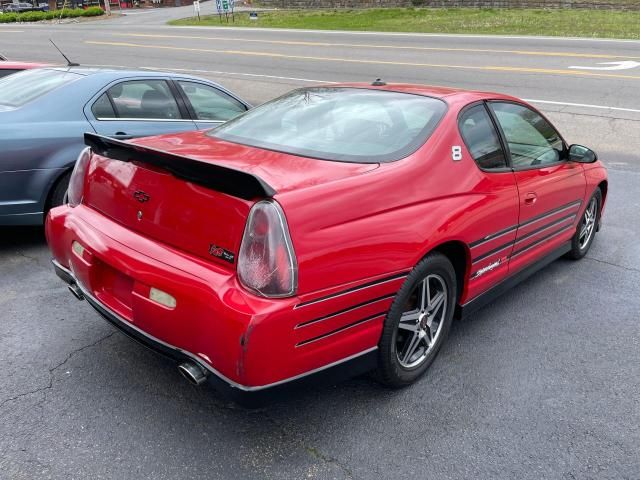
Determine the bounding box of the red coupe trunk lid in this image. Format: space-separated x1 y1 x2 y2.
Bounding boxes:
125 130 379 193
82 131 378 266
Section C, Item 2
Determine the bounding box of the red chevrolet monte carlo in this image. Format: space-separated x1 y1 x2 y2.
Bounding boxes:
47 82 607 396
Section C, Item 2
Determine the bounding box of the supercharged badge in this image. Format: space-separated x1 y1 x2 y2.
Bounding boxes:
209 244 235 264
471 258 503 279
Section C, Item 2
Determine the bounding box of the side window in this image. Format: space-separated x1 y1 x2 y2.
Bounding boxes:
92 93 116 119
459 104 507 170
105 80 181 120
177 81 247 121
489 102 564 169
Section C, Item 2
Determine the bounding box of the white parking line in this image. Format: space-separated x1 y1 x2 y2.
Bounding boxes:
523 99 640 114
142 66 336 84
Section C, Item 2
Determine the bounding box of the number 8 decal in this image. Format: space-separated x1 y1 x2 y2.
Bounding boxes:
452 146 463 161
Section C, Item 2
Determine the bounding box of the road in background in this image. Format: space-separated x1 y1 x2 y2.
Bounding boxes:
1 16 639 479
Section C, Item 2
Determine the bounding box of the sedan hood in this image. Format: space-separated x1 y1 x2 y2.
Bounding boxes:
128 130 380 195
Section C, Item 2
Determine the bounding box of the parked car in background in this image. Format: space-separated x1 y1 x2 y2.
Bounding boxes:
2 2 46 12
47 83 607 399
0 67 250 225
0 60 51 78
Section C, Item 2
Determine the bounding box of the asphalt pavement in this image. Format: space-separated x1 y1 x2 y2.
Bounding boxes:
1 12 639 479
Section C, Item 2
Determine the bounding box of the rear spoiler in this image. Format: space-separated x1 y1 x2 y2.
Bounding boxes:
84 133 276 200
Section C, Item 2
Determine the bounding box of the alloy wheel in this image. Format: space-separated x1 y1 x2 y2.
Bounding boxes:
579 197 597 250
395 274 448 369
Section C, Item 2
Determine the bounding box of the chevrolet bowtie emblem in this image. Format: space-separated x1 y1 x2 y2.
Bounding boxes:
133 190 150 203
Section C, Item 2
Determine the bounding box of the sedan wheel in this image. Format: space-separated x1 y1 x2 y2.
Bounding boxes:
376 252 456 387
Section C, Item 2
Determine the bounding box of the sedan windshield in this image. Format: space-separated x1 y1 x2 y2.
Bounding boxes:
0 69 81 108
210 87 447 163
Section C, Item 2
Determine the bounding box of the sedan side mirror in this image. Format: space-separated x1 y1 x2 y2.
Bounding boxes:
569 144 598 163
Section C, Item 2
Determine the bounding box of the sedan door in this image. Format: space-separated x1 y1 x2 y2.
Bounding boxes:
487 101 586 275
85 78 197 140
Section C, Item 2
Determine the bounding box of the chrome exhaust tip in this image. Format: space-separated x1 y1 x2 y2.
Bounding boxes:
177 361 208 386
68 283 84 301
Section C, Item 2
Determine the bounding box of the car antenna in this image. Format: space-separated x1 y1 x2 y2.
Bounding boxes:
49 39 80 67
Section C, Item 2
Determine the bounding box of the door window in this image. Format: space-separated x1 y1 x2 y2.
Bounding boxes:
459 104 507 170
94 80 181 120
177 81 247 121
489 102 564 169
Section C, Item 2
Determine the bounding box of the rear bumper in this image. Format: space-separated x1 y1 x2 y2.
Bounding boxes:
53 259 249 390
52 258 378 398
47 205 390 392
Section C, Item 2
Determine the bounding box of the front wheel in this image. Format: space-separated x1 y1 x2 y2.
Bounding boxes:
376 253 457 388
566 188 601 260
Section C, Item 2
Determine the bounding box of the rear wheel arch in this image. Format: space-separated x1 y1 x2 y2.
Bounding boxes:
422 240 470 304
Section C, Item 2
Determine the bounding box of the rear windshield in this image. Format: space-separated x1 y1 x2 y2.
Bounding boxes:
210 87 447 163
0 69 80 108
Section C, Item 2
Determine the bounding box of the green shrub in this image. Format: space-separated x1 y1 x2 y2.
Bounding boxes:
17 10 46 21
0 13 18 23
7 7 104 23
83 6 105 16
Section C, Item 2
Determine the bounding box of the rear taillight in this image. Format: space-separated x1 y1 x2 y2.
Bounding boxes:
67 147 91 207
238 200 298 298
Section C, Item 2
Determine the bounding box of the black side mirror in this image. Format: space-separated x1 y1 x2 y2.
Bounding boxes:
569 144 598 163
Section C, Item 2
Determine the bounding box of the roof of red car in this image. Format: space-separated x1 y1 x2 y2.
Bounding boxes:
0 61 51 70
331 82 519 104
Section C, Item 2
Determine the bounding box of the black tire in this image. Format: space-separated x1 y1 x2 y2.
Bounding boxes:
376 252 457 388
565 188 602 260
48 171 71 211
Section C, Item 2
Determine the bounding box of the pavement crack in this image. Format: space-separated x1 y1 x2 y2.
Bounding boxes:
0 331 117 409
262 410 353 479
305 445 354 479
584 256 640 273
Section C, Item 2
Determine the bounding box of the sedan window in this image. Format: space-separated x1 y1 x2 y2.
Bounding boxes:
177 81 247 121
210 87 447 163
459 104 507 170
489 102 564 169
91 93 116 119
103 80 181 120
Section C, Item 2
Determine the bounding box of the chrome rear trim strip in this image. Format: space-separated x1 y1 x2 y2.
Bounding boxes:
295 272 408 309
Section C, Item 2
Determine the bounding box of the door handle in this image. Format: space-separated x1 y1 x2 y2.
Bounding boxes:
524 192 537 205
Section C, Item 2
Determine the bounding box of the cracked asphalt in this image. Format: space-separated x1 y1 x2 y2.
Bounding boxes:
2 16 640 479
